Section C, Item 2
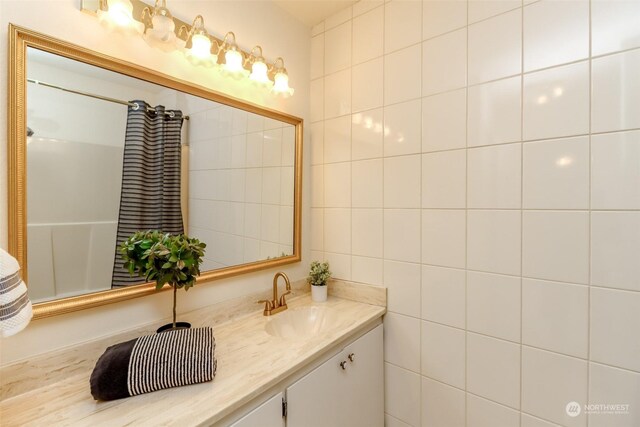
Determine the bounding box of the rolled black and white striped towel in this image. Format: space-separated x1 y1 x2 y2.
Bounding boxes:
90 327 217 401
0 248 33 338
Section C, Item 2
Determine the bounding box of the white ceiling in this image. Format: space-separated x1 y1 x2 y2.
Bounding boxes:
273 0 357 27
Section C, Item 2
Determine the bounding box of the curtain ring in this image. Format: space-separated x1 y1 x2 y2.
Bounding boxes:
168 111 175 118
132 102 140 111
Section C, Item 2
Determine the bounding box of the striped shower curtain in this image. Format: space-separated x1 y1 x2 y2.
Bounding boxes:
111 101 185 288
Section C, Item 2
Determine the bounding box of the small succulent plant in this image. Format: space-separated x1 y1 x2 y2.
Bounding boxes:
307 261 332 287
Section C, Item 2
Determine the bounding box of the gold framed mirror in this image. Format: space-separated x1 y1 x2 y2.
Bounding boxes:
7 25 303 319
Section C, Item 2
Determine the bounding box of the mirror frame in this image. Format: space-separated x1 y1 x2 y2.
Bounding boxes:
7 24 303 319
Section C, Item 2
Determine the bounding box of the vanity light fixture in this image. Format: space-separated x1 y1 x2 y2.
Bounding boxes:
82 0 294 97
247 46 272 85
180 15 216 66
141 0 178 52
271 57 294 97
97 0 145 34
221 32 248 77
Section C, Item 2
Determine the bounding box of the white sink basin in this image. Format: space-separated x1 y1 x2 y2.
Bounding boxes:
265 305 339 339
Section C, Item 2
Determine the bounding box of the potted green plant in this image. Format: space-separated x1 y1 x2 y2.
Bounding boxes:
120 230 206 332
307 261 331 302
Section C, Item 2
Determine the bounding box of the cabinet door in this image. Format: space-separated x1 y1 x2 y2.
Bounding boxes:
230 391 284 427
286 351 346 427
341 324 384 427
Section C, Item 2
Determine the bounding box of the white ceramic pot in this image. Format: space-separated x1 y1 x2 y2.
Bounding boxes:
311 284 328 302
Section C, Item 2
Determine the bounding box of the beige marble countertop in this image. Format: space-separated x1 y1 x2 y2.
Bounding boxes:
0 281 385 426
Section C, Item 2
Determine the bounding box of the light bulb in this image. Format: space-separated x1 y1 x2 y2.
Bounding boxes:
151 14 175 41
143 13 177 52
190 33 212 59
224 48 244 73
273 71 294 96
97 0 144 34
109 0 133 26
250 60 270 84
183 15 216 66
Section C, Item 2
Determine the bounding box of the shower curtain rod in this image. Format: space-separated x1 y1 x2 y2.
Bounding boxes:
26 78 190 120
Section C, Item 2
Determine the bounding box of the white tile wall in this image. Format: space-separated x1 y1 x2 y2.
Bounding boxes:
522 211 589 284
421 321 466 388
351 255 383 285
385 362 421 426
523 61 590 141
467 143 522 208
385 44 422 105
353 6 383 64
352 159 383 207
589 363 640 427
422 88 467 152
422 0 466 40
422 377 466 427
523 136 590 209
352 58 384 112
468 9 521 85
188 106 294 267
324 22 351 74
385 260 421 318
352 208 383 257
421 265 466 329
522 347 588 427
467 271 521 342
522 278 588 358
324 115 351 163
422 209 466 268
466 394 520 427
384 155 421 207
591 130 640 209
592 49 640 133
422 150 466 208
352 108 384 159
384 100 422 156
468 0 521 24
310 1 640 425
591 212 640 292
422 29 467 97
467 76 521 147
467 333 521 409
523 0 589 72
384 0 422 54
467 210 521 275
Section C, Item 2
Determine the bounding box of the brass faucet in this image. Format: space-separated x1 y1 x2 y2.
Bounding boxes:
258 272 291 316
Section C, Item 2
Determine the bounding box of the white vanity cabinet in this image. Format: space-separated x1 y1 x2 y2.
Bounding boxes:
286 324 384 427
230 392 285 427
222 323 383 427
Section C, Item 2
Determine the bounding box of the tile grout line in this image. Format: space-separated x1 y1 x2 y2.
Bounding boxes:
314 42 640 90
418 1 424 425
320 13 326 264
519 1 525 424
349 4 354 282
381 0 386 294
381 2 386 297
587 0 593 423
464 1 470 426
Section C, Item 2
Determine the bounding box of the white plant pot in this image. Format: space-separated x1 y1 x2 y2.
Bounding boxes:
311 284 328 302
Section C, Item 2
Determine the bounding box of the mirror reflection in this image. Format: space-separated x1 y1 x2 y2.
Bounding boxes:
26 48 295 303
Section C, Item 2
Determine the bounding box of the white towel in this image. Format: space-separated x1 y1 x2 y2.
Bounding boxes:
0 248 33 337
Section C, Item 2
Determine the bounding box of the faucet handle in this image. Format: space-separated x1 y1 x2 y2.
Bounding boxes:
278 290 291 307
257 299 273 310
